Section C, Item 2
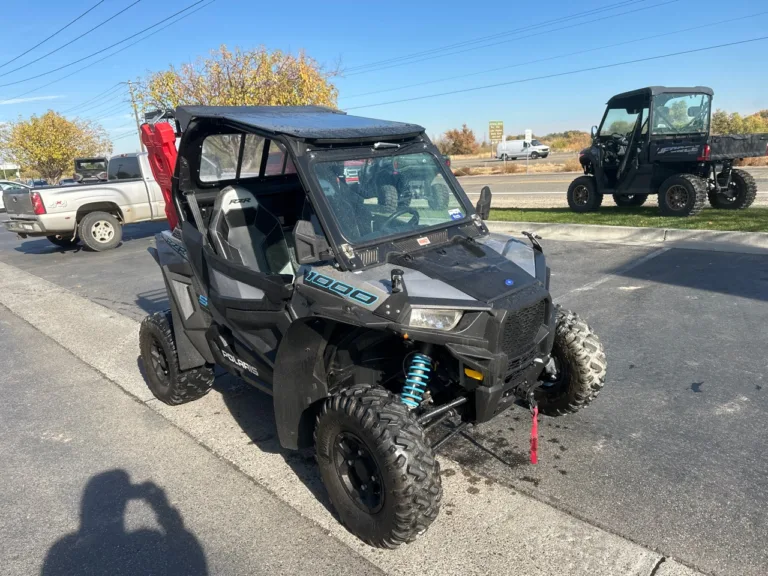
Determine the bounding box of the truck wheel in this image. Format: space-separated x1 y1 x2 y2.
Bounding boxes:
536 309 607 416
613 194 648 207
47 235 79 249
78 211 122 251
315 384 442 548
530 151 540 159
139 311 214 405
377 185 400 211
658 174 707 217
427 182 450 210
567 176 603 212
708 169 757 210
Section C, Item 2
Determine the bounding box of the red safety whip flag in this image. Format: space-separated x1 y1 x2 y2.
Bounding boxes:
140 122 179 231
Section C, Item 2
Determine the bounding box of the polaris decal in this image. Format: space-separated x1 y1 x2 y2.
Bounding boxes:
656 145 699 155
221 350 259 376
304 270 378 306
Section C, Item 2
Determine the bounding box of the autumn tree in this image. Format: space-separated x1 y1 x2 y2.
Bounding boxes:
0 111 111 183
711 109 768 134
134 45 338 111
440 124 479 155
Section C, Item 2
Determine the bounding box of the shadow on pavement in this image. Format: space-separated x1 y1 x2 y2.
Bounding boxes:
611 246 768 302
11 221 167 255
135 287 170 316
41 469 207 576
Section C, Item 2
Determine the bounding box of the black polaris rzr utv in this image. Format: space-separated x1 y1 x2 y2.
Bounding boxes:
569 86 768 217
138 106 607 547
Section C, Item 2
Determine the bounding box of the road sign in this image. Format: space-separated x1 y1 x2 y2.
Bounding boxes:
489 121 504 143
524 129 533 143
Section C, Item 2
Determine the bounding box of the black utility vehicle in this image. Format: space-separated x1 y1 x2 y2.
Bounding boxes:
139 106 607 547
569 86 768 217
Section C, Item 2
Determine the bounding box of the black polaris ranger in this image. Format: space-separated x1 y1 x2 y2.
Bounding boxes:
569 86 768 217
138 106 607 547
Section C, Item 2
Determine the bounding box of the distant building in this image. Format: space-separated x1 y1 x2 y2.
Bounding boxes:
0 162 20 179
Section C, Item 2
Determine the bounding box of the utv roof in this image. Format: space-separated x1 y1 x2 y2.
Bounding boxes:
175 106 425 141
607 86 714 104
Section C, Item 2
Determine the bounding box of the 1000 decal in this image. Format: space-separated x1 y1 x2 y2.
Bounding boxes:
304 270 378 306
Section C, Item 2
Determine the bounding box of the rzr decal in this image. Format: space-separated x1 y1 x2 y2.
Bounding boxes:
304 270 378 306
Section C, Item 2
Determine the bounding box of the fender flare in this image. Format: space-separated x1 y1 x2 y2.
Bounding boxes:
273 318 333 450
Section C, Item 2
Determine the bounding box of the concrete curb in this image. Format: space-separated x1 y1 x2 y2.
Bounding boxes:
486 221 768 253
0 260 707 576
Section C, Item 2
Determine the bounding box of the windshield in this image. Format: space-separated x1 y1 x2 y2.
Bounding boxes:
599 107 640 137
313 151 467 245
652 93 711 135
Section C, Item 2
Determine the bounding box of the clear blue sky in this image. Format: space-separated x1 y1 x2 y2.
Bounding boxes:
1 0 766 154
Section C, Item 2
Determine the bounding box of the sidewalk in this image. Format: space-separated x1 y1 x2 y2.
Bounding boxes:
0 260 706 576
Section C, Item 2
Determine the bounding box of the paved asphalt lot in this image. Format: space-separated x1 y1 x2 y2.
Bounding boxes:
458 166 768 208
0 214 766 575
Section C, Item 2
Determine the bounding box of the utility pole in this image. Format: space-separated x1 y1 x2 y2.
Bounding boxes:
127 80 145 152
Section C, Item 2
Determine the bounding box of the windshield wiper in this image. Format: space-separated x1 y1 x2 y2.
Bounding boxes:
372 142 400 149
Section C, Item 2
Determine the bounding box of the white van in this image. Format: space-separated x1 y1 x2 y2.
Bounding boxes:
496 139 550 160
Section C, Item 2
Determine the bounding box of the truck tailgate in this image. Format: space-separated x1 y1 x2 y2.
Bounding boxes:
1 189 34 217
709 133 768 161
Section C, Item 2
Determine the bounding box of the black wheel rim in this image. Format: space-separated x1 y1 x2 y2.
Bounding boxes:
666 185 689 211
573 185 590 205
539 353 571 397
333 432 383 514
149 336 171 389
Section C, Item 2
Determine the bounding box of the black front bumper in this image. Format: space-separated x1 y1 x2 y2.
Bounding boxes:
445 298 556 422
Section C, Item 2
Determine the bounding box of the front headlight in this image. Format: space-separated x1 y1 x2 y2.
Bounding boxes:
408 308 463 331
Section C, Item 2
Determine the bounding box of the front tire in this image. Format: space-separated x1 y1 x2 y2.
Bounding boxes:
658 174 707 217
315 384 442 548
139 311 214 405
536 309 607 416
567 175 603 212
47 235 79 248
530 151 540 159
613 194 648 207
427 182 450 210
78 211 122 251
707 168 757 210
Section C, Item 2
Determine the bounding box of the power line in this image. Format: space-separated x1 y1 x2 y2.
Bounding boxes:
0 1 143 79
3 1 215 103
0 0 206 88
344 0 679 77
346 35 768 111
60 83 125 114
343 0 643 73
0 1 106 70
341 9 768 101
70 87 131 116
87 101 132 123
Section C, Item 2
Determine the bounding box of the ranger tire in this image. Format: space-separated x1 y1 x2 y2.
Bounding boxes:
78 211 122 251
535 308 607 416
658 174 707 217
613 194 648 207
315 384 442 548
567 176 603 212
708 168 757 210
139 310 214 405
427 182 450 210
377 184 400 210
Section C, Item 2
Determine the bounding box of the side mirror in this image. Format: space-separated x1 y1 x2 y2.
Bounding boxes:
293 219 332 264
591 125 598 138
475 186 492 220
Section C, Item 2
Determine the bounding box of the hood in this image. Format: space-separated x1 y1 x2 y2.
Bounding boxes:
390 239 543 306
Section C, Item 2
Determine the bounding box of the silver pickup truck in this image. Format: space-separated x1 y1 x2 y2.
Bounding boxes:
2 153 166 251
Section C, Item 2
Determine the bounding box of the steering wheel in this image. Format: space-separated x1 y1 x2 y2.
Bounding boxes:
381 207 419 230
611 133 628 145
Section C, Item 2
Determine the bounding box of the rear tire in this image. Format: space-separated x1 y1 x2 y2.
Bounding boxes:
315 384 442 548
707 168 757 210
427 182 450 210
139 311 214 405
658 174 707 217
47 235 79 248
78 211 122 251
567 176 603 212
377 185 399 210
536 309 607 416
612 194 648 207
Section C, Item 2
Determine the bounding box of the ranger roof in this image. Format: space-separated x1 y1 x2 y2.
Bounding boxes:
175 105 425 141
607 86 714 104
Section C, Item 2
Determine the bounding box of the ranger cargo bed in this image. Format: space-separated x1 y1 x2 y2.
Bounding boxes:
709 133 768 161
